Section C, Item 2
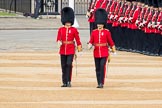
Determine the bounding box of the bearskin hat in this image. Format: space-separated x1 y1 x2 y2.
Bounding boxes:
153 0 158 8
95 8 107 25
136 0 140 2
144 0 149 5
131 0 136 2
148 0 153 6
140 0 145 3
61 7 74 25
126 0 132 2
159 0 162 7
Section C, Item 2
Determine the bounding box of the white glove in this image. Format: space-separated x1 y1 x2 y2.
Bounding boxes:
157 22 160 25
57 40 62 48
139 23 144 28
110 14 114 20
115 15 118 19
135 20 139 25
124 17 128 22
114 15 118 20
128 17 133 22
158 25 162 30
90 9 94 13
152 22 156 28
143 20 147 24
118 17 124 23
88 43 93 50
147 22 152 28
86 11 90 18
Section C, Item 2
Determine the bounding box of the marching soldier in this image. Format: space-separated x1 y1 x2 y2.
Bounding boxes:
56 7 82 87
88 8 116 88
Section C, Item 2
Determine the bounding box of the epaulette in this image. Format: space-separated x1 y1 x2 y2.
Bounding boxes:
104 29 110 32
93 29 98 31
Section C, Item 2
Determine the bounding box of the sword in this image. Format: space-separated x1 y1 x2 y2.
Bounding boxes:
74 54 77 76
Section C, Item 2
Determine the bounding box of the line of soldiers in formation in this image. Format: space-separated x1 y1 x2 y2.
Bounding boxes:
87 0 162 56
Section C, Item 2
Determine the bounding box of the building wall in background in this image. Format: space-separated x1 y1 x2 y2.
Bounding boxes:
0 0 31 13
0 0 90 15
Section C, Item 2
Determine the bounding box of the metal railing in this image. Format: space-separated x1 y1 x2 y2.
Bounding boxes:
61 0 90 15
0 0 91 15
40 0 59 15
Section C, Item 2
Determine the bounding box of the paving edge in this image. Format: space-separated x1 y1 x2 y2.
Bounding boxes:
0 28 89 30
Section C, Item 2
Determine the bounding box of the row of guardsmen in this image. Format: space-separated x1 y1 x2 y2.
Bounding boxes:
86 0 162 56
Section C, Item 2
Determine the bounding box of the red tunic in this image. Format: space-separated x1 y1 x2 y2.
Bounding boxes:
140 7 150 31
120 4 128 27
127 5 136 29
136 7 146 28
107 0 117 24
144 9 153 33
130 7 141 29
156 12 162 34
157 12 162 22
56 27 82 55
100 0 108 9
124 5 131 27
89 29 114 58
112 1 121 27
151 11 160 34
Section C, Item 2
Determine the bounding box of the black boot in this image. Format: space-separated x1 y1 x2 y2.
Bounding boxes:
67 82 71 87
61 83 67 87
97 83 103 88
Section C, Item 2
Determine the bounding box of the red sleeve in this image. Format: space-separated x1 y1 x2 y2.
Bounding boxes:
157 13 162 22
114 3 120 15
94 0 103 10
74 28 82 46
107 31 114 47
118 6 123 17
132 9 139 23
56 28 61 42
143 9 149 20
146 12 153 24
100 0 107 9
152 12 158 22
109 1 116 13
125 7 130 17
89 31 94 44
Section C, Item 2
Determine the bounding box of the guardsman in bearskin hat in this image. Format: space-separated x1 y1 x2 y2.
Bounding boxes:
88 8 116 88
56 7 82 87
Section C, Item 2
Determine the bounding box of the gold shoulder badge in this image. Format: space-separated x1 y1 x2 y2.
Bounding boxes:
104 29 109 32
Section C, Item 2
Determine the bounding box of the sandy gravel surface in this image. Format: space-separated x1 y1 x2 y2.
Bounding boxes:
0 51 162 108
